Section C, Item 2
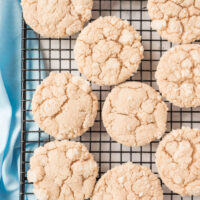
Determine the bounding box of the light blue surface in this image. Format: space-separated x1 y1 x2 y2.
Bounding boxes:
0 0 21 199
0 0 45 199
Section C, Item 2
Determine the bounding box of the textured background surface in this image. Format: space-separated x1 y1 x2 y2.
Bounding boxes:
21 0 200 199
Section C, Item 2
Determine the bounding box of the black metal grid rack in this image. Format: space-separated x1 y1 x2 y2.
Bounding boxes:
20 0 200 199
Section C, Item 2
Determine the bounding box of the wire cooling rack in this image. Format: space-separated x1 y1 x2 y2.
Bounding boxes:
20 0 200 199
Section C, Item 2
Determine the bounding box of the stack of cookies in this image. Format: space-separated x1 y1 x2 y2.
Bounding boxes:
21 0 200 199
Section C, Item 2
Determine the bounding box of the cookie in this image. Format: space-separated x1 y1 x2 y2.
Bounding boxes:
32 72 98 140
74 16 144 86
147 0 200 44
92 162 163 200
27 140 98 200
102 82 168 147
156 127 200 196
21 0 93 38
156 44 200 108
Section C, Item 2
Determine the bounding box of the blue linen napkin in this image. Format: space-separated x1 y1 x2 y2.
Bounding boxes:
0 0 45 199
0 0 21 199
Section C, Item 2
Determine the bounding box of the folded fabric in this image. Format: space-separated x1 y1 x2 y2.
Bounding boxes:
0 0 45 199
0 0 21 199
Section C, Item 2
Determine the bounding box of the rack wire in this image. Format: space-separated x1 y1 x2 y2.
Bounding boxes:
20 0 200 199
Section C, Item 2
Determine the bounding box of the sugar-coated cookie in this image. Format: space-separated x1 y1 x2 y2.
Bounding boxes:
32 72 98 139
21 0 93 38
74 16 144 86
147 0 200 44
28 140 98 200
156 127 200 196
92 162 163 200
102 81 168 147
156 44 200 108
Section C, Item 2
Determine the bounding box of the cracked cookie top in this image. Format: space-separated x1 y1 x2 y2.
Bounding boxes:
74 16 144 86
92 162 163 200
102 82 168 147
27 140 98 200
156 127 200 196
147 0 200 44
156 44 200 108
21 0 93 38
32 72 98 140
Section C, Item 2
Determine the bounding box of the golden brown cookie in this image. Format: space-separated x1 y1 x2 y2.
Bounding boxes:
74 16 144 86
156 127 200 196
102 82 168 147
148 0 200 44
156 44 200 108
21 0 93 38
92 162 163 200
32 72 98 139
28 140 98 200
